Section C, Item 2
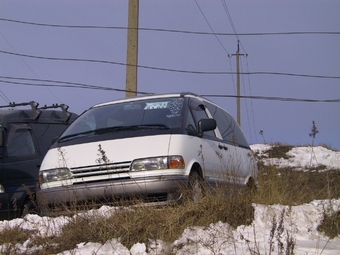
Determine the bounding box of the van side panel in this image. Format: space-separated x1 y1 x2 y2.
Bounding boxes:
167 134 222 181
168 134 256 186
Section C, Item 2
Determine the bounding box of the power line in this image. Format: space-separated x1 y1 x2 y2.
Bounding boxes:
1 18 339 36
0 90 10 103
0 32 61 103
1 50 339 79
221 0 247 54
244 57 259 144
240 53 255 143
221 0 238 41
0 76 152 95
220 1 253 133
0 76 339 103
203 94 340 103
194 0 230 54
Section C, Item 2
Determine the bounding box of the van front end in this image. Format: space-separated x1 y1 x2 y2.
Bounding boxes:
37 135 189 215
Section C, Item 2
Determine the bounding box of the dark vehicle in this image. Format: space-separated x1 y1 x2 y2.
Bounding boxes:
0 101 77 220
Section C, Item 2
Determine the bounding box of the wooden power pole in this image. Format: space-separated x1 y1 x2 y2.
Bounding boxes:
229 40 245 126
236 42 241 126
125 0 139 98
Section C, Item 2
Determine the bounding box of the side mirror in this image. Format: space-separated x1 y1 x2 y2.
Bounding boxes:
197 119 216 137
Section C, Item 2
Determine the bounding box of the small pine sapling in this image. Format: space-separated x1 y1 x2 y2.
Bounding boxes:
309 121 319 169
309 121 319 147
259 130 266 144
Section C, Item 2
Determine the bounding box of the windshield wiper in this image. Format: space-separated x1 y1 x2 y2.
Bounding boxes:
133 124 169 129
58 130 95 142
94 126 130 134
95 124 169 134
58 127 124 142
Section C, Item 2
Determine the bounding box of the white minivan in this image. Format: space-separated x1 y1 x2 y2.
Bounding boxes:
38 93 257 213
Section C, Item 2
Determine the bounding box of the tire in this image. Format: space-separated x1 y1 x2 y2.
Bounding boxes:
21 199 38 217
246 178 257 193
188 171 204 202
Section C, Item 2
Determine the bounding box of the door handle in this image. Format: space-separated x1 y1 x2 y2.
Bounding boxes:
218 144 228 150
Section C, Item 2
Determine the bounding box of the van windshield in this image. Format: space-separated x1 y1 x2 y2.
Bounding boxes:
60 97 184 139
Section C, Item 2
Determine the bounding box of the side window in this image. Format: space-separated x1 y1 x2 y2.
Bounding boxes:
6 129 36 157
185 111 196 132
232 121 250 148
206 102 249 148
188 100 216 138
206 102 236 144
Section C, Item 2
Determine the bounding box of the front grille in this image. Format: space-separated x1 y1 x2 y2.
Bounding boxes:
70 161 131 178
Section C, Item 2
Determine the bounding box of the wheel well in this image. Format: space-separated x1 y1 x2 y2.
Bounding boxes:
21 192 36 212
246 177 257 191
189 163 203 178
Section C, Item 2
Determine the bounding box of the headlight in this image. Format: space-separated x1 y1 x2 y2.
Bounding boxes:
0 184 4 193
39 167 72 184
131 156 185 171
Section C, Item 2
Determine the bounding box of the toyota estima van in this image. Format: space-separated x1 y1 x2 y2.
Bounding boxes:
38 92 257 213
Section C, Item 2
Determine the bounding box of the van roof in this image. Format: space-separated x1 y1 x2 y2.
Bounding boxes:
0 101 77 125
92 92 202 108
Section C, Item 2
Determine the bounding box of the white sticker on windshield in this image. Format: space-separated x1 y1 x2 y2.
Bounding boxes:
144 102 169 109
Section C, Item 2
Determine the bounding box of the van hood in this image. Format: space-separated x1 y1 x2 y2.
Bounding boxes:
40 134 172 170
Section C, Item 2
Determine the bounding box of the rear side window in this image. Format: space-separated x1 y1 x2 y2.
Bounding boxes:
30 123 69 153
6 129 36 157
205 102 249 148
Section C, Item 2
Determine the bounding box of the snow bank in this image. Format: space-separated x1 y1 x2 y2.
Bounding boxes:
251 144 340 171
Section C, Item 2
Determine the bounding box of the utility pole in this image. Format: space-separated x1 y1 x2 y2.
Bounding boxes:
125 0 139 98
229 40 245 126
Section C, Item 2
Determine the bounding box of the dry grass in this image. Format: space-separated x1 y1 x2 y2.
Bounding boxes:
0 185 255 254
318 210 340 239
35 183 255 252
1 144 339 254
255 164 340 205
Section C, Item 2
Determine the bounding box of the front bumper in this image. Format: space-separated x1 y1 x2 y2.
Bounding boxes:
37 174 188 215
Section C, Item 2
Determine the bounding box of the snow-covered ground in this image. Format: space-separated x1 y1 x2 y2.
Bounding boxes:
0 144 339 254
251 144 340 171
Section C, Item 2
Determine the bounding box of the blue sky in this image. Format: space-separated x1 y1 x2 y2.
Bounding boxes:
1 0 339 149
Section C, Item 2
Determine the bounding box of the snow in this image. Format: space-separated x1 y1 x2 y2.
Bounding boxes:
251 144 340 171
0 144 339 254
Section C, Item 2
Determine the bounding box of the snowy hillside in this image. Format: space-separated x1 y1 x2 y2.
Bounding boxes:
251 144 340 171
0 144 339 254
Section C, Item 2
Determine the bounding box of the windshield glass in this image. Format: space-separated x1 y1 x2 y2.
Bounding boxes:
61 97 184 138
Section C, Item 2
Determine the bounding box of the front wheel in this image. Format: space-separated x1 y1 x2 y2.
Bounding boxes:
188 171 204 202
